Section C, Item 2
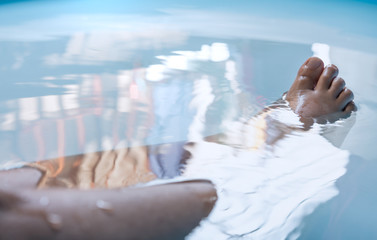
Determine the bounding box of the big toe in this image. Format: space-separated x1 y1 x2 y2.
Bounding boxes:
291 57 324 91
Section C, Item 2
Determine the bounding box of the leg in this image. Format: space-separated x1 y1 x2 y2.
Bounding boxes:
0 178 216 240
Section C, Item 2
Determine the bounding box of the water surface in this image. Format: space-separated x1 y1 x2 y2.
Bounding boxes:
1 0 377 239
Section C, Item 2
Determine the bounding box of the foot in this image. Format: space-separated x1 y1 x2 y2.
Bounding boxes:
286 57 356 123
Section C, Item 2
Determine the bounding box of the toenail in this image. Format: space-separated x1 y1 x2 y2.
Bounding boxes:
323 65 339 77
326 64 339 73
306 58 322 70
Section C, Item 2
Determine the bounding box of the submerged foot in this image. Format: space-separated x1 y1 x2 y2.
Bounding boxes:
286 57 356 123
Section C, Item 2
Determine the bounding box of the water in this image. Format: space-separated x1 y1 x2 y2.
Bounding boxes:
1 0 377 239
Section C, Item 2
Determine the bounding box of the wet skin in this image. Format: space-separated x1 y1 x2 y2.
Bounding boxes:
0 177 217 240
286 57 356 123
0 57 357 239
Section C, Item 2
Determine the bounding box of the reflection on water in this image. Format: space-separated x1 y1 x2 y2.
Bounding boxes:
28 147 156 189
184 106 352 239
1 2 377 238
0 37 265 168
0 38 357 239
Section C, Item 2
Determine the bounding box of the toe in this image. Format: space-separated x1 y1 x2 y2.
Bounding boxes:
316 64 338 90
344 101 357 113
341 101 357 119
329 77 346 98
293 57 324 90
337 87 354 110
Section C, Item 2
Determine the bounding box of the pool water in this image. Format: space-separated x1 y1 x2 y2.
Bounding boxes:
1 0 377 239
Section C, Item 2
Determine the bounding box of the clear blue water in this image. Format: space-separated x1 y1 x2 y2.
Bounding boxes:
1 0 377 239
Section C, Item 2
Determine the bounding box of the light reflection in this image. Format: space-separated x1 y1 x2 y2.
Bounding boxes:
62 94 79 111
210 43 230 62
117 96 131 113
158 55 189 70
145 64 165 82
42 76 57 81
1 40 244 179
312 43 331 65
188 75 214 141
225 60 239 93
41 95 60 114
184 105 351 240
0 113 16 131
0 33 362 240
19 97 39 121
43 30 187 65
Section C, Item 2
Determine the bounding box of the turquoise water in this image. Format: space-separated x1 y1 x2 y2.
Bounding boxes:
1 0 377 239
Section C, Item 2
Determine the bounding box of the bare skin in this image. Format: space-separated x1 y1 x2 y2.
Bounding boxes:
0 57 357 239
0 177 217 240
207 57 357 147
286 57 356 123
